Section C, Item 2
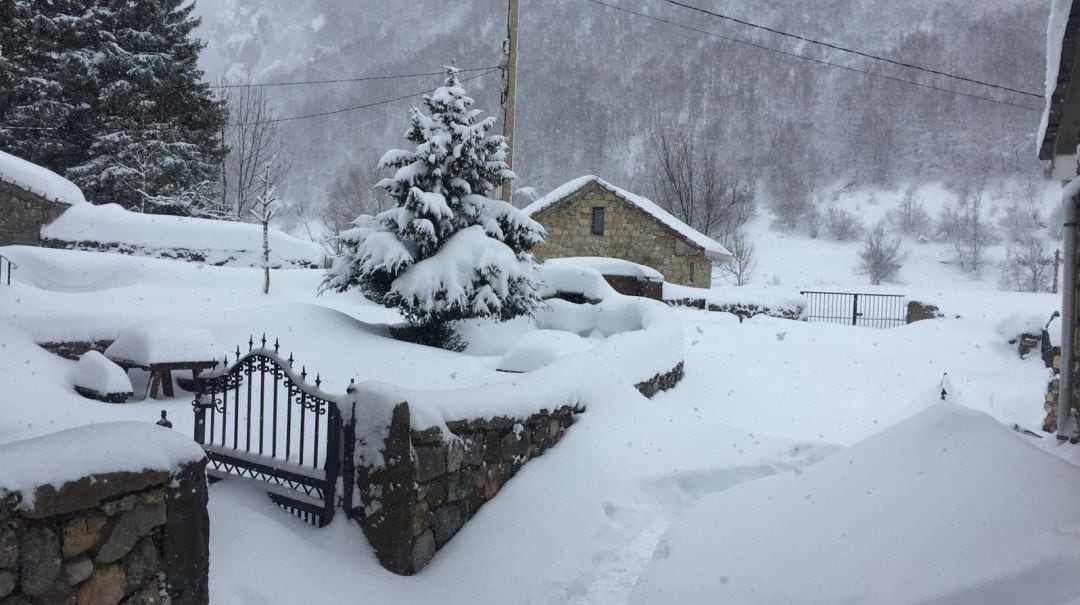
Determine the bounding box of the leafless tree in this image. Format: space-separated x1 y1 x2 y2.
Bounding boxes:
651 122 754 240
857 222 906 285
719 230 757 286
249 166 279 295
825 206 864 241
321 165 392 254
888 185 931 236
949 184 996 274
1000 236 1055 293
219 79 291 220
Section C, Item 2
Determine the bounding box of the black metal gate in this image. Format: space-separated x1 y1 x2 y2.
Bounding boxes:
800 291 907 328
192 337 343 527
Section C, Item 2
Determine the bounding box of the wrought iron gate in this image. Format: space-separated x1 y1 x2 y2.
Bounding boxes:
800 291 907 328
192 337 343 527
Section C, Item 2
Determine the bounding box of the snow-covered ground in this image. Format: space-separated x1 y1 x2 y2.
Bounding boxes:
2 231 1079 603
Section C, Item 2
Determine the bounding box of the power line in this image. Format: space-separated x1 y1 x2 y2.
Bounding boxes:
228 68 502 127
207 66 500 90
664 0 1042 100
580 0 1042 113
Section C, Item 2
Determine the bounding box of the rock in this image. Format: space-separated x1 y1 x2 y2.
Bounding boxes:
431 504 463 547
484 464 505 500
95 513 140 564
25 471 168 519
64 557 93 586
414 444 447 483
76 566 124 605
501 432 525 461
418 480 446 510
0 531 16 568
446 470 474 503
410 502 431 539
410 531 435 573
139 490 164 506
483 431 501 463
122 578 160 604
122 539 158 594
130 501 166 536
37 579 75 605
19 526 62 596
62 513 107 558
100 496 137 517
462 436 483 467
446 440 465 473
0 571 14 598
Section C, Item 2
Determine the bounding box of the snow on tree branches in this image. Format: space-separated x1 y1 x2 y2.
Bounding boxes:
323 67 545 349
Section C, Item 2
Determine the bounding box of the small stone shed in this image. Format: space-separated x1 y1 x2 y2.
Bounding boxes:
524 176 732 288
0 149 84 247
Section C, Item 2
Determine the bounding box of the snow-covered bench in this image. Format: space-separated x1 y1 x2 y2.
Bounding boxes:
104 324 218 399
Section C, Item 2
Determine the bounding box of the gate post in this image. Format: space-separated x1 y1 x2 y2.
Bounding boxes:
193 394 208 444
323 403 342 527
341 402 356 519
851 294 860 326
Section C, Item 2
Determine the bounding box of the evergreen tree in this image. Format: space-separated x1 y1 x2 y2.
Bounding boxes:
65 0 224 214
323 67 545 349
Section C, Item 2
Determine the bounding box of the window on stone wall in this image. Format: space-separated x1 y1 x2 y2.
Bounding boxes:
591 207 605 235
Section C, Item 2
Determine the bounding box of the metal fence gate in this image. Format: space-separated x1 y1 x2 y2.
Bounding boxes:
800 291 907 328
191 337 345 527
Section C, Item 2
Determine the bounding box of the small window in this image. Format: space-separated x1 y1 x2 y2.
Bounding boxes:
591 207 605 235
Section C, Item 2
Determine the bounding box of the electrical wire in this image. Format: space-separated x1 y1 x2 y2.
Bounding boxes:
207 66 500 89
664 0 1042 100
581 0 1043 112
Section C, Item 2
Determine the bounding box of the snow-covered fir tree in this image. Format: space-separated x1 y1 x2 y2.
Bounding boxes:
323 67 545 350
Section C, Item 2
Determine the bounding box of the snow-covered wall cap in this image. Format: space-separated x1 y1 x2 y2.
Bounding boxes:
1039 0 1075 156
545 257 664 281
0 148 86 206
523 176 733 260
41 202 323 264
0 422 206 507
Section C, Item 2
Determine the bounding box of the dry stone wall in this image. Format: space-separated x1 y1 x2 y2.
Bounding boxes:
354 402 584 576
667 298 806 322
0 180 69 247
531 181 712 288
0 459 208 604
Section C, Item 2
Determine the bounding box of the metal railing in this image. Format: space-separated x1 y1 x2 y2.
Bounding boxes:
0 254 16 285
800 291 906 329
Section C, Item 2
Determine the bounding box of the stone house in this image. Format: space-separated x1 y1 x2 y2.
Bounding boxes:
523 176 732 288
0 149 85 247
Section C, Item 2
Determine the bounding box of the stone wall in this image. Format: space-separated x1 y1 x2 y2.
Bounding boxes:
602 275 663 300
667 298 806 322
0 180 70 247
354 402 584 576
635 362 684 398
38 340 115 361
39 239 318 270
0 458 209 604
531 181 712 288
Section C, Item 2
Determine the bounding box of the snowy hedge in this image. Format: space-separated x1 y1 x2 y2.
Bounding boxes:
42 202 323 269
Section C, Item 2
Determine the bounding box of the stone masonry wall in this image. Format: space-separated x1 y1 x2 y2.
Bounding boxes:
0 462 209 605
531 181 712 288
0 180 69 247
667 298 806 322
355 403 584 576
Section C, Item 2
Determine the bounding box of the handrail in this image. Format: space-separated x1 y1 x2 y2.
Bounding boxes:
0 253 16 286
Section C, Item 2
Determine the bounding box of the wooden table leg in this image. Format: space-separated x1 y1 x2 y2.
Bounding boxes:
161 370 175 398
149 372 161 399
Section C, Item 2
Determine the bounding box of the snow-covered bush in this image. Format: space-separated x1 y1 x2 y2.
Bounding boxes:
825 206 864 241
323 68 545 350
888 185 931 237
857 222 906 285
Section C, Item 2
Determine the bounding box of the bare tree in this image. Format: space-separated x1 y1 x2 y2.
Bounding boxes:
1000 236 1055 293
952 185 996 274
219 79 291 220
719 230 757 286
249 166 279 295
321 165 392 254
651 122 754 239
888 185 931 236
857 222 907 285
825 206 864 241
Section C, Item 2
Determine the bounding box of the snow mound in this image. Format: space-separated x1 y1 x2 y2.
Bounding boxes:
0 422 205 508
536 261 618 301
0 149 86 206
496 329 596 373
524 176 732 260
105 323 218 365
544 257 663 280
41 202 323 268
995 312 1053 340
74 351 133 396
664 282 807 313
630 404 1080 605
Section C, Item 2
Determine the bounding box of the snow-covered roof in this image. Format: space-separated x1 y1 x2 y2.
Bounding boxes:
42 202 323 267
544 257 664 281
1039 0 1078 159
524 176 733 260
0 149 86 206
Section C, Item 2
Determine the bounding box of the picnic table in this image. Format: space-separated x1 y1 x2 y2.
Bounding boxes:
103 323 219 400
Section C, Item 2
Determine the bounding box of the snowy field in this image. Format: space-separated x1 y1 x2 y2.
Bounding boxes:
2 240 1079 604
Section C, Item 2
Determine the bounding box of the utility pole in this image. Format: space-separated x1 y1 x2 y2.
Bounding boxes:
1054 248 1062 295
501 0 520 202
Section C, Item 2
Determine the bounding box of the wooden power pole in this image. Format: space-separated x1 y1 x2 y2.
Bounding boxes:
501 0 520 202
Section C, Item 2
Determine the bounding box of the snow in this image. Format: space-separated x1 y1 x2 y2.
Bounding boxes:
41 202 323 268
524 176 733 260
1040 0 1073 155
535 261 617 301
104 323 218 365
630 403 1080 605
0 148 86 206
544 256 663 280
496 329 596 373
665 281 808 312
0 422 204 509
995 311 1053 340
73 350 133 395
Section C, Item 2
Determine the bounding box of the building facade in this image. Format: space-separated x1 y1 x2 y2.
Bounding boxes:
0 178 71 247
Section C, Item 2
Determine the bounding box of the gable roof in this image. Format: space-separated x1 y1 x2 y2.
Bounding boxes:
0 149 86 206
524 176 733 260
1040 0 1080 161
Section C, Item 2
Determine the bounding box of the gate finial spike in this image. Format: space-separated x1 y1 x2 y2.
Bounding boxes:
274 338 280 353
288 352 294 367
235 345 241 359
261 333 267 348
248 335 254 351
301 366 307 381
315 373 321 388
